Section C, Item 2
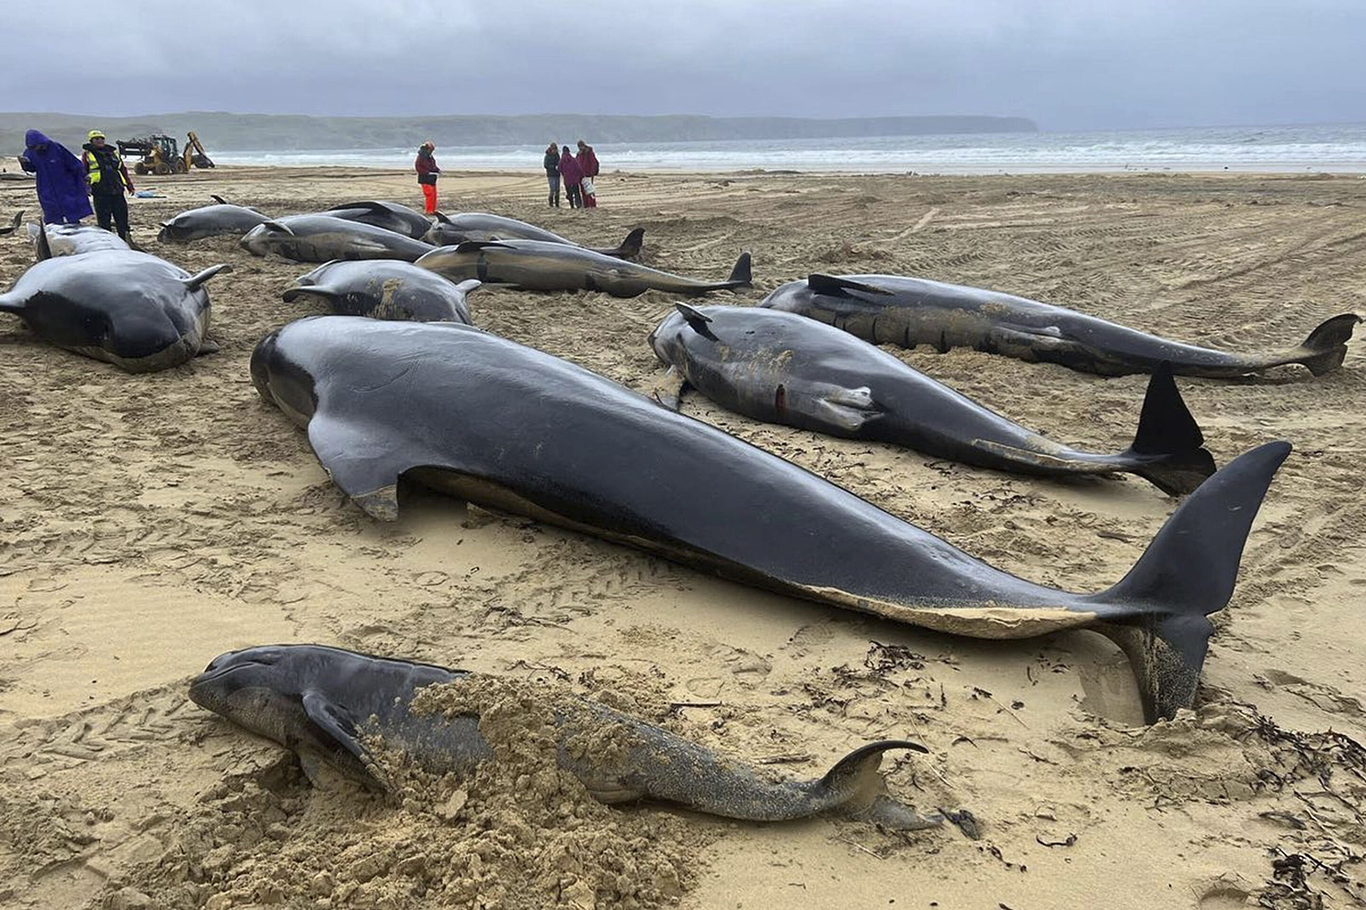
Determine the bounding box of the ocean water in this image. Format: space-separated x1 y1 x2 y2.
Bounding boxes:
212 123 1366 174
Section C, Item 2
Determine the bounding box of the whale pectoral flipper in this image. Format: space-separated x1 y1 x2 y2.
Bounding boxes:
674 302 718 340
648 367 690 411
300 691 385 787
306 412 433 521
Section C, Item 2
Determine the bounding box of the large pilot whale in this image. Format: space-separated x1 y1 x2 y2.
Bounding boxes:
250 316 1292 723
760 273 1360 378
190 644 957 831
649 304 1216 495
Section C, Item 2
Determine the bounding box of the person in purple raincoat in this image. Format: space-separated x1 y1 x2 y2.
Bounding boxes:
18 130 94 225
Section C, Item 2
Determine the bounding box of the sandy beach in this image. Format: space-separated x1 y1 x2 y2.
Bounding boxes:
1 165 1364 909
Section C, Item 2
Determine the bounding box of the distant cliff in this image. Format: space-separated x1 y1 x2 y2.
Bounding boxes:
0 111 1037 158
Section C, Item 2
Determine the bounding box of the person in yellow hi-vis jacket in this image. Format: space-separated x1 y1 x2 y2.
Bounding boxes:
81 130 135 240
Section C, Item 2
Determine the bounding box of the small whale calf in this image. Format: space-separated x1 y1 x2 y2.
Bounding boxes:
284 260 478 323
158 195 270 242
241 215 435 263
761 273 1361 378
190 644 957 831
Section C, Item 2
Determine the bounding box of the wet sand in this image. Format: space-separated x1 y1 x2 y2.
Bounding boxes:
1 166 1364 909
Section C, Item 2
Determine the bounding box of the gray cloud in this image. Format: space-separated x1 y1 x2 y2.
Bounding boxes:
5 0 1364 129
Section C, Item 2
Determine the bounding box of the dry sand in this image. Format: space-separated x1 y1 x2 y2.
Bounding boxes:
1 165 1364 909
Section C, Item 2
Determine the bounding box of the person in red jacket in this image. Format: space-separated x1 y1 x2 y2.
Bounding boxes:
414 142 441 214
575 139 600 208
558 145 584 209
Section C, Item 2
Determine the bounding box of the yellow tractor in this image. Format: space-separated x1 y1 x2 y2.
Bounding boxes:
117 131 215 176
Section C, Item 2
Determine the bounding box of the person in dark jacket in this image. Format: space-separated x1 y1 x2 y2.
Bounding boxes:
575 139 600 209
543 142 561 208
81 130 135 240
415 142 441 214
558 145 584 209
19 129 94 225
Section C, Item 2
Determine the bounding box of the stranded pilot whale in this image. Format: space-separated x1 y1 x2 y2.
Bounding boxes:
761 273 1361 378
190 644 957 831
424 212 645 260
416 241 750 297
649 304 1216 495
250 316 1291 723
0 223 229 371
158 195 270 242
241 215 435 263
284 260 478 324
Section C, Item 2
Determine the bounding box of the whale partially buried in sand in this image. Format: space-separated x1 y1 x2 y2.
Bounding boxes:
190 644 961 831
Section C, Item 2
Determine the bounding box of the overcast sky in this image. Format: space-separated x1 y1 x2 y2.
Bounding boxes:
6 0 1364 131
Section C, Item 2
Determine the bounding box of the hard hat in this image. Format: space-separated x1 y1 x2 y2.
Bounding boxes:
87 130 106 140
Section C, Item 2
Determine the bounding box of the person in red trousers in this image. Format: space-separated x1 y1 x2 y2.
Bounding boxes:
415 141 441 214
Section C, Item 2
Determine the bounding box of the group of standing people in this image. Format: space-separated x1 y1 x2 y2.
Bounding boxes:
18 128 137 240
413 138 601 214
543 140 600 209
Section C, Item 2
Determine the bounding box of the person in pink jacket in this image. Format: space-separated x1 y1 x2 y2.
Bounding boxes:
558 145 584 209
575 139 600 208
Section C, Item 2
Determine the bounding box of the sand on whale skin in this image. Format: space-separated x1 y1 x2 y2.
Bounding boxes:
1 165 1364 910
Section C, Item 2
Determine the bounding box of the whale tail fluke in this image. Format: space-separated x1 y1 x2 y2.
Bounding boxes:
1292 313 1360 376
1091 440 1291 723
1120 361 1218 495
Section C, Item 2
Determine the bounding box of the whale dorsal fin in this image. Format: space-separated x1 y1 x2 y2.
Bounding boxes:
434 211 453 224
35 219 52 262
210 194 228 205
807 274 895 297
262 220 296 236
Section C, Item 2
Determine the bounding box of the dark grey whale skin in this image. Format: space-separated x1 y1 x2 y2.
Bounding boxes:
761 273 1361 378
189 644 947 830
649 304 1215 495
158 197 270 242
423 212 645 260
240 215 435 263
415 241 749 298
322 201 434 240
249 316 1291 722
